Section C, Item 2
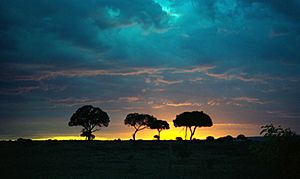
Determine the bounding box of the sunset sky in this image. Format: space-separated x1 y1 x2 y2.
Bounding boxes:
0 0 300 140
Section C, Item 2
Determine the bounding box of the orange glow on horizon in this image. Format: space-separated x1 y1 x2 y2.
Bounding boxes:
32 123 261 141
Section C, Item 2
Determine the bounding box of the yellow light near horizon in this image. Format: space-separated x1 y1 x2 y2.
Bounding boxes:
32 123 260 141
33 136 110 141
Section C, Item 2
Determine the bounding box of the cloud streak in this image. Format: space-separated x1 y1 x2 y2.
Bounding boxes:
232 97 265 104
6 64 285 85
12 67 164 81
49 96 142 107
152 101 202 109
0 86 40 95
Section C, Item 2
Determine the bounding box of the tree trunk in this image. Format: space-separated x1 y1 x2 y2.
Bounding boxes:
87 130 92 141
133 130 138 141
190 126 197 140
189 127 193 140
158 130 161 141
185 127 188 140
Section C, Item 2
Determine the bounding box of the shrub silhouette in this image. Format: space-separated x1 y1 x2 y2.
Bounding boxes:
124 113 157 141
16 138 32 142
217 135 234 142
173 111 213 140
250 124 299 178
68 105 110 140
176 137 183 141
80 131 95 140
206 136 214 141
149 119 169 140
237 134 247 141
260 124 296 137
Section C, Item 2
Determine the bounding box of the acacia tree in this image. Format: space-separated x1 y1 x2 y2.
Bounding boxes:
68 105 110 140
124 113 157 141
149 120 170 140
173 111 213 140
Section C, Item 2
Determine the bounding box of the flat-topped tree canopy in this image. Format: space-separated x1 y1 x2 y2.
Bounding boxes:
149 120 170 130
69 105 110 140
124 113 156 127
173 111 213 140
124 113 157 140
149 119 170 140
174 111 213 127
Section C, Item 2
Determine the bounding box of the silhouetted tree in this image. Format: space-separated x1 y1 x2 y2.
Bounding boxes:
149 119 170 140
124 113 157 141
173 111 213 140
68 105 110 140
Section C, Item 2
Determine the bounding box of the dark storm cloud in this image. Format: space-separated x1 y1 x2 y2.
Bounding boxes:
0 0 169 66
191 0 300 21
246 0 300 21
96 0 169 30
181 0 300 69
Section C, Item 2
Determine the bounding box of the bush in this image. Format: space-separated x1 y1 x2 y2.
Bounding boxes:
217 135 234 142
176 137 183 141
16 138 32 142
237 134 247 141
250 124 300 178
206 136 215 141
154 135 159 140
260 124 296 137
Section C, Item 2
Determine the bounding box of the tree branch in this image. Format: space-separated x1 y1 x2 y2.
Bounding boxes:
91 129 99 133
189 126 192 134
190 126 197 140
185 127 188 140
90 123 97 131
192 126 197 136
138 126 147 131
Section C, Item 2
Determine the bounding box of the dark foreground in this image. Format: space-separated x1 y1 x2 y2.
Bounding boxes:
0 140 299 179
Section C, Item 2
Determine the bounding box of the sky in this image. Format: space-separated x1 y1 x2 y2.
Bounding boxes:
0 0 300 140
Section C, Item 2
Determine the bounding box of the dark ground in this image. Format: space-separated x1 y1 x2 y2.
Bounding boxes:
0 140 299 179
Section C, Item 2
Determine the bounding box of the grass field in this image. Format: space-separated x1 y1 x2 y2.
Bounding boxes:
0 140 299 179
